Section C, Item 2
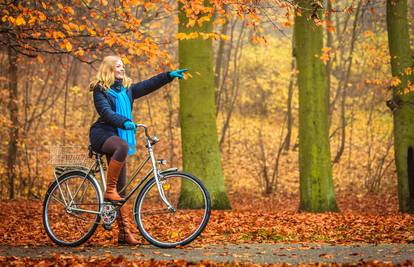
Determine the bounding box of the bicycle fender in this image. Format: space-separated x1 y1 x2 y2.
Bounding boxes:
57 166 91 177
54 166 92 177
159 168 178 175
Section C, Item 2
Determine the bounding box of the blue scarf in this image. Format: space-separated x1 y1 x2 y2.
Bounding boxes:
107 83 136 155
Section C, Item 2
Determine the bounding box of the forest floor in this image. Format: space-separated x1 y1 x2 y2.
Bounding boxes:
0 191 413 266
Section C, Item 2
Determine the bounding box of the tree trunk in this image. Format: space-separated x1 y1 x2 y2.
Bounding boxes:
283 56 296 151
178 0 231 209
294 0 338 212
214 4 229 94
216 19 238 115
386 0 414 213
333 0 363 164
164 89 175 166
7 46 18 200
325 0 333 113
62 66 69 144
219 23 245 150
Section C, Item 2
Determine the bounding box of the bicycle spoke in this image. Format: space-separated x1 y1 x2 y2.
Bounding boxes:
54 176 69 207
67 210 94 222
77 181 90 204
136 172 210 247
44 174 100 246
65 180 74 203
50 193 67 207
68 176 87 207
137 208 171 216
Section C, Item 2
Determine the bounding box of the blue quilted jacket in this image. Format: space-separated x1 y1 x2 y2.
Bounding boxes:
89 72 173 153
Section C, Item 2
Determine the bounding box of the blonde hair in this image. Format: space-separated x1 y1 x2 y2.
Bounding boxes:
89 55 132 91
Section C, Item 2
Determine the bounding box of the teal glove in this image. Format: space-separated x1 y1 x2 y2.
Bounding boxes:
124 121 136 131
169 69 188 80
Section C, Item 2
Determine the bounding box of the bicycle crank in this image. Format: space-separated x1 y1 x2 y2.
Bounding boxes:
101 203 118 231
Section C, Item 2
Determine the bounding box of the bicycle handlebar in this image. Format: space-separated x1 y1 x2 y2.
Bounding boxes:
135 123 150 138
135 124 159 146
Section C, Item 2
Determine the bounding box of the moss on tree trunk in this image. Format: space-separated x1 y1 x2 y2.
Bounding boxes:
178 0 231 210
386 0 414 213
294 0 338 212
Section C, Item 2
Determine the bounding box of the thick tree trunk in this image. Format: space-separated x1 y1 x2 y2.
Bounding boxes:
7 47 18 200
178 0 231 209
386 0 414 213
294 0 338 212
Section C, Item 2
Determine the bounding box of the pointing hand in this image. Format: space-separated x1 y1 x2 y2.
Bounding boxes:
169 69 188 80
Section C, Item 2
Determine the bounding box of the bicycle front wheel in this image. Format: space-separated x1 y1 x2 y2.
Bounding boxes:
134 171 211 248
43 171 101 246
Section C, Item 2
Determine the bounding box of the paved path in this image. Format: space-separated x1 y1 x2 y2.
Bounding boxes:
0 243 413 265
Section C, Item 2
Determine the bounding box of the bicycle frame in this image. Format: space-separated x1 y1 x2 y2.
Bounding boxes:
54 124 175 216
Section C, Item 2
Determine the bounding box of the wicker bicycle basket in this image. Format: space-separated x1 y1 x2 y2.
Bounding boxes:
49 146 95 167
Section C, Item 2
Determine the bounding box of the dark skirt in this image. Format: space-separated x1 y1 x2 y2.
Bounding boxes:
89 122 118 154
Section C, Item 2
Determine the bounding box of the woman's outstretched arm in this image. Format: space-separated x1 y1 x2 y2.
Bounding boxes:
130 72 174 99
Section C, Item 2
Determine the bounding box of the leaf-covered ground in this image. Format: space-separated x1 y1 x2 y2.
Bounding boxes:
1 192 413 246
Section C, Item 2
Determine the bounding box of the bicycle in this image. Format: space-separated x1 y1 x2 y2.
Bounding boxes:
42 124 211 248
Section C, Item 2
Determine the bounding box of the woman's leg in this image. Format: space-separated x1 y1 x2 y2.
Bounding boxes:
117 204 139 245
101 136 128 201
102 136 129 162
101 136 139 245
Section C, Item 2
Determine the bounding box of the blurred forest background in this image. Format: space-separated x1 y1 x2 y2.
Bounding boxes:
0 0 412 209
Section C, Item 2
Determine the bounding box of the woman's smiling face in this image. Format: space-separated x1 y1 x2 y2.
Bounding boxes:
114 59 125 80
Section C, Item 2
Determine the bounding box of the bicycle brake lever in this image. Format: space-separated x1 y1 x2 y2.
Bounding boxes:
150 136 159 145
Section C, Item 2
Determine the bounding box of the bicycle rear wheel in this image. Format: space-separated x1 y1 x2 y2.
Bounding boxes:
43 171 101 246
134 171 211 248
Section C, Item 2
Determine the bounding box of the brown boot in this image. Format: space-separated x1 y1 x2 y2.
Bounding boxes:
104 159 125 202
117 205 139 245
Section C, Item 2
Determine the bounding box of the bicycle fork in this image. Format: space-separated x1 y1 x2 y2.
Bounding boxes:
147 140 175 212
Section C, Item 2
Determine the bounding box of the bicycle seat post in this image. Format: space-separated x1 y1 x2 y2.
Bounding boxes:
90 148 106 193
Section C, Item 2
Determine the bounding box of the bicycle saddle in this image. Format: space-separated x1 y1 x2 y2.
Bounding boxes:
88 145 102 158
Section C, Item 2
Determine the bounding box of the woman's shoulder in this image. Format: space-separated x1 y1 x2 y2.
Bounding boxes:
90 82 107 93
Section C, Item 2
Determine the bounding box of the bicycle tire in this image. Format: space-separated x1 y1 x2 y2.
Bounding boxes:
134 171 211 248
43 170 102 246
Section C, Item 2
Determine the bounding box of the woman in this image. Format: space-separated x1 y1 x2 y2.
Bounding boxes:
89 55 186 245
